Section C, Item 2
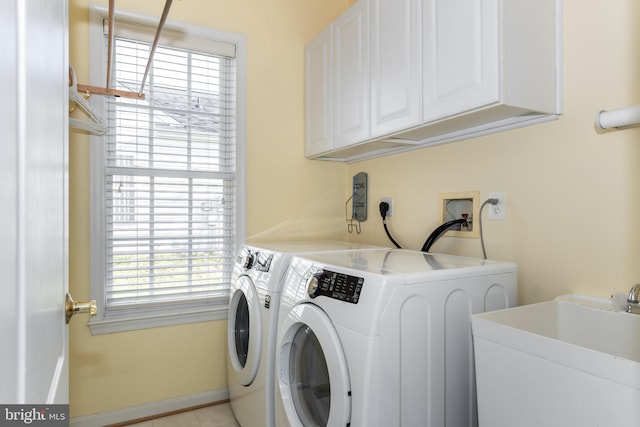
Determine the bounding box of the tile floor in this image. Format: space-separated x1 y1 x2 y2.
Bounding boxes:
125 403 240 427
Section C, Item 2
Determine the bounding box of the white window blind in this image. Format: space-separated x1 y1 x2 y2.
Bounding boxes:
102 34 237 315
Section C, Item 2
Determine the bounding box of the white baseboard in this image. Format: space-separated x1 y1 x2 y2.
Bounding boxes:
70 388 229 427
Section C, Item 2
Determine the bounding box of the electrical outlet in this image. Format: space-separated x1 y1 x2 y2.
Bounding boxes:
488 192 506 220
381 197 393 217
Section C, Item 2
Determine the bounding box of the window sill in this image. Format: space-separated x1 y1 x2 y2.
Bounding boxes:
88 307 229 335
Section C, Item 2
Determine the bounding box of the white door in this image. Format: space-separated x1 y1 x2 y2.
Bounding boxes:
304 26 333 157
277 303 351 427
422 0 500 122
370 0 422 138
0 0 69 404
332 0 370 148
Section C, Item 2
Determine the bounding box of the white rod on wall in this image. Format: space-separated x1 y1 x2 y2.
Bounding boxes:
595 105 640 130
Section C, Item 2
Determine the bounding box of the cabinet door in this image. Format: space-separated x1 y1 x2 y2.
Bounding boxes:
370 0 422 137
423 0 500 122
305 26 333 157
333 1 370 148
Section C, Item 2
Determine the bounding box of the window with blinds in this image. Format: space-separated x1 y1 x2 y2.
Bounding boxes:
95 24 239 322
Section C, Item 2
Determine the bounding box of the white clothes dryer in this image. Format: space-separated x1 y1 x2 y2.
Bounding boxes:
275 249 517 427
227 241 386 427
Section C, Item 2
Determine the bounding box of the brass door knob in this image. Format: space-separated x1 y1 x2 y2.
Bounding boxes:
65 293 97 324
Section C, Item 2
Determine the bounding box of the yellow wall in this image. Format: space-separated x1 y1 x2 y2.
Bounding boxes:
347 0 640 304
69 0 349 418
69 0 640 419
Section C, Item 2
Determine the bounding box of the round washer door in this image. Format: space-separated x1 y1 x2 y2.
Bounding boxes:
278 303 351 427
227 275 262 386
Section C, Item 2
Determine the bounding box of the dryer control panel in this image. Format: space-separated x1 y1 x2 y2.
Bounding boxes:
236 250 273 272
307 270 364 304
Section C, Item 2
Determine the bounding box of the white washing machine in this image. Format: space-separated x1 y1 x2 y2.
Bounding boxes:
227 241 386 427
275 249 517 427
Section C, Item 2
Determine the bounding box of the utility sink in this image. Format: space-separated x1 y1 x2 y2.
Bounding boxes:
471 294 640 427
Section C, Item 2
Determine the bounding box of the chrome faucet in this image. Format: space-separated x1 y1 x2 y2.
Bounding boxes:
627 284 640 314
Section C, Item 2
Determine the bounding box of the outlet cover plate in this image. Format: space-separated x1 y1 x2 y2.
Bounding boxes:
381 197 393 217
488 192 506 220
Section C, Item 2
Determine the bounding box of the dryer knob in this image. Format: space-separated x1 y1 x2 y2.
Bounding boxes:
239 253 254 270
307 273 321 298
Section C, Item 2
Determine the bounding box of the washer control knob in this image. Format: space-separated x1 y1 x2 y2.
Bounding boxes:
307 273 322 298
239 253 254 270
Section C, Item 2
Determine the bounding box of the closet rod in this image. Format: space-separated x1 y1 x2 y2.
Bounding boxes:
76 84 145 100
138 0 174 96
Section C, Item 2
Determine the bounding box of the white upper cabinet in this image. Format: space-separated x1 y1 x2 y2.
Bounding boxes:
305 2 370 157
370 0 422 137
422 0 499 122
305 26 333 157
305 0 562 161
333 0 370 148
422 0 559 124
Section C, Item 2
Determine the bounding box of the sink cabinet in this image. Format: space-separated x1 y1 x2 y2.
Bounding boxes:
304 0 562 161
471 295 640 427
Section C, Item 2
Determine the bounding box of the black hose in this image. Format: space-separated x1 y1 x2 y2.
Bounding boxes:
420 218 468 253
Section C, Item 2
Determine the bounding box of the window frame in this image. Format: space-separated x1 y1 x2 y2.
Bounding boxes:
87 5 246 335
